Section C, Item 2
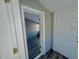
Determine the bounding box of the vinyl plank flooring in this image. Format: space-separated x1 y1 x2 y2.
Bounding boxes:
39 50 68 59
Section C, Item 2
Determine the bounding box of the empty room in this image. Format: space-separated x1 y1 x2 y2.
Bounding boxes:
0 0 78 59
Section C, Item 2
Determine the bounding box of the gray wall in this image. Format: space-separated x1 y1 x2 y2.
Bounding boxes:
19 0 52 53
53 4 78 59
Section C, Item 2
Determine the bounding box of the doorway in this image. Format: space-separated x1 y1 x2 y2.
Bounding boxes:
21 5 45 59
25 12 41 59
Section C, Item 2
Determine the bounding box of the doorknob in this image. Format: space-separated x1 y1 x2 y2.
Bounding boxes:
13 48 18 54
76 41 78 43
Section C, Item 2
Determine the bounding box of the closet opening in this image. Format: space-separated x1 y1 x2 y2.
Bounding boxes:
21 5 45 59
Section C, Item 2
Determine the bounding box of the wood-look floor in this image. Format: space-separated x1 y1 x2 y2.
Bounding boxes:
39 49 68 59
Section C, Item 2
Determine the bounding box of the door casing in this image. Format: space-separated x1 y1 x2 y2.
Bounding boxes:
21 5 45 59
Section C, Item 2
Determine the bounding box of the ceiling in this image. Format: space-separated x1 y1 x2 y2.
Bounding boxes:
38 0 77 12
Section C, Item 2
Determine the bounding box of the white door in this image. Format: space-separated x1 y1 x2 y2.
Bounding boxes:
69 9 78 59
53 8 78 59
65 9 78 59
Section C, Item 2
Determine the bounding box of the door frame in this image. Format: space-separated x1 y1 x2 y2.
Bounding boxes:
21 5 45 59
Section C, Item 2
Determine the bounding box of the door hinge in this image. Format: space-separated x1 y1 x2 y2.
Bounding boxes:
13 48 18 54
5 0 10 3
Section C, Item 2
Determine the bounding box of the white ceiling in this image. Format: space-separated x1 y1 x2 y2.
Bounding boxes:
38 0 77 12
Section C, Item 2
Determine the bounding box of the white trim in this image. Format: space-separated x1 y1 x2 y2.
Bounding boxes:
5 3 20 59
21 5 44 15
21 5 45 59
21 5 29 59
10 0 26 59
